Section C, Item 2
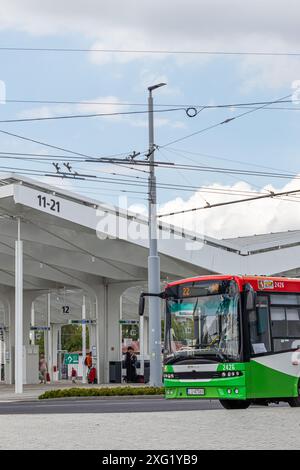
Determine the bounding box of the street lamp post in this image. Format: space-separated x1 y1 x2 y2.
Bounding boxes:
147 83 166 386
15 217 23 394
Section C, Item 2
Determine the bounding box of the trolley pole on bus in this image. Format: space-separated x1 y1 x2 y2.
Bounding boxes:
147 83 166 387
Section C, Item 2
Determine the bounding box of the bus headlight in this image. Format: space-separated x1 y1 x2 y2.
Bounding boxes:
221 371 242 378
164 374 174 379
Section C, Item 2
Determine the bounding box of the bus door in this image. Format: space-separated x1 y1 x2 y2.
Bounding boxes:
247 295 272 397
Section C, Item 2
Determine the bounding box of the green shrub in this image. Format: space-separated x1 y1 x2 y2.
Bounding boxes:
39 386 164 400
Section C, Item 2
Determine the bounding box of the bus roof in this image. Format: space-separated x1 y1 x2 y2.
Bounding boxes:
166 275 300 293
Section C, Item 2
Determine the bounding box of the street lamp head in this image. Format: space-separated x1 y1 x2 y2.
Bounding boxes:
148 83 167 92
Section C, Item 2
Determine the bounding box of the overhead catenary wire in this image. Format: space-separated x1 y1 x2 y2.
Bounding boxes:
166 146 298 176
159 146 270 195
0 150 126 161
0 106 184 124
0 149 298 186
2 99 299 125
0 127 149 175
158 148 211 206
0 127 109 159
2 46 300 56
2 97 299 109
160 93 292 148
95 158 300 181
0 153 153 180
157 188 300 218
2 165 299 198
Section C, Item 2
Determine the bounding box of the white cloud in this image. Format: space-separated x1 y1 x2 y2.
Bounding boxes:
1 1 300 89
18 104 73 119
2 1 299 48
239 55 300 93
158 178 300 239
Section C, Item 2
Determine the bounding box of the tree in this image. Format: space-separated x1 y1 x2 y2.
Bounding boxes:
61 325 89 352
35 332 45 355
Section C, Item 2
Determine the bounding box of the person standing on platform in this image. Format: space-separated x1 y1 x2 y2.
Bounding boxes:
71 367 77 384
124 346 137 383
39 354 48 384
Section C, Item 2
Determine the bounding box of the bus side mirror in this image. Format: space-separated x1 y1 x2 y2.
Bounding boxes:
138 291 166 316
138 294 145 316
244 283 256 311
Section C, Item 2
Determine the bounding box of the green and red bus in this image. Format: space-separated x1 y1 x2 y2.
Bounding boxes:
141 275 300 409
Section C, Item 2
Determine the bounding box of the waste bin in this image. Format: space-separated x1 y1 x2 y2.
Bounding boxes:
136 360 150 383
144 360 150 383
109 361 122 383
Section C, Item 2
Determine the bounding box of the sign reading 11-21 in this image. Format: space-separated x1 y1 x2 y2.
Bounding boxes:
37 194 61 213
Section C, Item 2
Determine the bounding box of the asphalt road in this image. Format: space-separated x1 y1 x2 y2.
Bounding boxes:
0 397 225 414
0 397 289 415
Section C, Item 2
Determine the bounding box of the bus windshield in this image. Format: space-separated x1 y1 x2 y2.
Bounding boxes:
165 280 240 362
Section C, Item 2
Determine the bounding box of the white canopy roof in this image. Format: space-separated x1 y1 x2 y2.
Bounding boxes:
0 173 299 295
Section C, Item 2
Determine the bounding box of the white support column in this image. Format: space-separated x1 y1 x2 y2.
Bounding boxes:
139 315 144 377
30 302 35 345
88 323 97 356
107 284 130 383
57 325 62 380
51 325 59 382
107 285 125 363
23 297 32 348
95 285 106 384
82 295 87 384
0 330 3 382
15 219 23 394
95 284 128 384
104 283 109 382
3 295 13 385
47 293 52 382
22 294 38 385
144 317 149 356
93 295 99 384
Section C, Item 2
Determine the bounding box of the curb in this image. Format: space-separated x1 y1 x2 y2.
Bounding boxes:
38 395 165 402
0 395 165 404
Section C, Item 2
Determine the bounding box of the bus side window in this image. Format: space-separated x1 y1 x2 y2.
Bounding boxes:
270 306 300 352
248 296 271 354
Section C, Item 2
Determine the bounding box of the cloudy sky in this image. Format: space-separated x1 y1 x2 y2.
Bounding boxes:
0 0 300 239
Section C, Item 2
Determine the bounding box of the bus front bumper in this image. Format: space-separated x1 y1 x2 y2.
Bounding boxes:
164 379 247 400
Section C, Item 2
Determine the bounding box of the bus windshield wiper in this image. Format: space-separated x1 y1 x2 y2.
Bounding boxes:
214 349 227 362
195 347 229 362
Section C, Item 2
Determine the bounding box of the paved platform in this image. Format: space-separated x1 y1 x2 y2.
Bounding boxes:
0 404 298 449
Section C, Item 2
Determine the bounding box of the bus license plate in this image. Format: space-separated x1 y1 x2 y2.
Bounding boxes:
187 388 205 396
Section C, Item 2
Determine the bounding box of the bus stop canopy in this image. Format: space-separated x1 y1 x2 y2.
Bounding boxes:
0 173 299 291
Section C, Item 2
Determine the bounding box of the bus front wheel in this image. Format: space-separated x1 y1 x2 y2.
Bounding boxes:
288 382 300 407
219 399 251 410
